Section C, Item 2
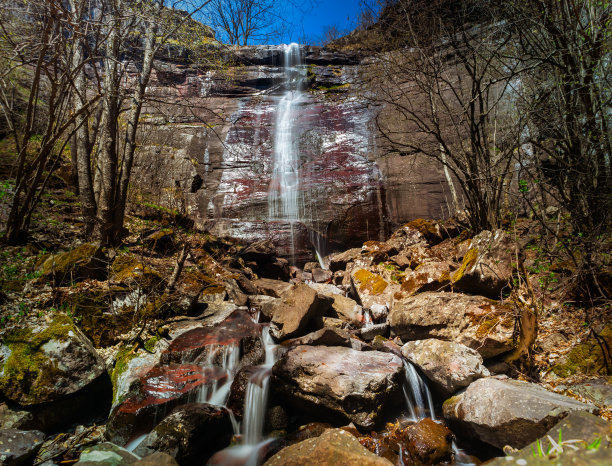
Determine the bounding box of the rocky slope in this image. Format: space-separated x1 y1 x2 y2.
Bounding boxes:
1 215 609 465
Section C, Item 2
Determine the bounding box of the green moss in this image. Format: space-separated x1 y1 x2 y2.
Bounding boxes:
451 247 479 283
144 335 161 353
442 395 460 409
110 344 138 405
552 325 612 378
39 243 103 285
0 316 76 404
354 269 389 295
315 83 350 91
110 255 163 291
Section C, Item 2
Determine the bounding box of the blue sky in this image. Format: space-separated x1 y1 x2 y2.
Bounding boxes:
284 0 364 44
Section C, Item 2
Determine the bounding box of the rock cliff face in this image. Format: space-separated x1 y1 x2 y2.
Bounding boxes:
131 45 451 264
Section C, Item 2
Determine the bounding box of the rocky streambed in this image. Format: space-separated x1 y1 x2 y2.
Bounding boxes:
0 219 610 465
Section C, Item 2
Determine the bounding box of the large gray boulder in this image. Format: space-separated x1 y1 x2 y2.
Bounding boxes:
134 403 233 464
401 339 490 396
451 230 518 298
0 429 45 466
271 345 404 428
443 377 596 449
389 292 514 359
0 315 107 406
269 285 333 341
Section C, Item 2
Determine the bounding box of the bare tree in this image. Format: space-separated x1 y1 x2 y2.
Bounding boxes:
507 0 611 295
320 24 347 46
206 0 281 45
366 0 526 230
0 0 101 244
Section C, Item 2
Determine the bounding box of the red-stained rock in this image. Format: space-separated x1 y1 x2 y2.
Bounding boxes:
161 310 262 365
106 364 227 446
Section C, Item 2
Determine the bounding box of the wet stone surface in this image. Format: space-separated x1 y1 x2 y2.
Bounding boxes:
106 364 227 446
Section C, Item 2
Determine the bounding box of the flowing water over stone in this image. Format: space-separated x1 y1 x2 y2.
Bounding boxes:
403 361 436 421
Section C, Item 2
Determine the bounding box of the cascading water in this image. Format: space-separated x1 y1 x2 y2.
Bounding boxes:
208 326 279 466
402 361 435 421
241 330 278 445
197 343 241 406
267 43 327 265
268 43 304 225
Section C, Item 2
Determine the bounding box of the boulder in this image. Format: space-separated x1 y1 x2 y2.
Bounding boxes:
269 285 333 341
223 278 248 306
389 292 514 359
568 379 612 409
227 365 260 418
451 230 518 298
239 240 277 262
112 339 168 407
142 228 175 252
551 324 612 378
134 403 233 465
329 295 363 326
401 339 490 396
389 244 433 270
106 364 227 445
442 377 596 449
312 268 333 283
0 403 34 430
307 282 345 297
110 255 164 292
285 328 352 348
0 315 107 406
328 248 362 272
39 242 106 285
387 223 428 249
350 268 397 310
253 279 293 298
405 418 454 464
272 346 404 428
361 241 398 263
0 429 45 466
487 411 611 465
76 442 139 465
398 262 451 297
161 310 262 364
264 428 393 466
360 323 390 341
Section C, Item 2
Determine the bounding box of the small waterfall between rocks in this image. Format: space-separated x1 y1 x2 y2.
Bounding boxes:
242 330 278 445
402 361 435 421
197 343 241 406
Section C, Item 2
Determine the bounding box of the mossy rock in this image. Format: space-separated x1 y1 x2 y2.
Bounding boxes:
67 290 135 348
0 315 105 405
110 255 164 291
552 325 612 378
142 228 175 252
406 219 441 244
39 243 106 286
451 247 479 283
354 269 389 295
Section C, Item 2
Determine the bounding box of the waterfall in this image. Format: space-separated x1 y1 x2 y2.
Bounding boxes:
268 43 304 224
241 329 278 445
402 360 435 421
197 343 240 406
